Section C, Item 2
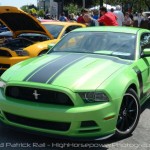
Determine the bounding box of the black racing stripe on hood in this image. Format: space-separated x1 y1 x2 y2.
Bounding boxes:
47 53 130 84
47 54 87 84
23 54 65 81
27 53 86 83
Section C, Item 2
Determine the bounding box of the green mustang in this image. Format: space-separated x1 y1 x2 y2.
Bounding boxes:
0 26 150 140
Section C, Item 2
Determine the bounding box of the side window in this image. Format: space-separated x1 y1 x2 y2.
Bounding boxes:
65 26 82 34
140 33 150 50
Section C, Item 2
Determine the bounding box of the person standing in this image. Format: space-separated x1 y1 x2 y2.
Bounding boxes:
83 14 99 26
110 8 114 13
92 9 99 20
123 12 133 26
77 8 89 24
113 5 124 26
98 6 118 26
59 12 68 22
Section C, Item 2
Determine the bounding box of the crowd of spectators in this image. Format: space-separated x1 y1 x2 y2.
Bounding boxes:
57 5 150 29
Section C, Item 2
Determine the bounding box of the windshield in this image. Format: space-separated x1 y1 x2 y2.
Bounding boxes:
50 31 136 60
42 24 64 39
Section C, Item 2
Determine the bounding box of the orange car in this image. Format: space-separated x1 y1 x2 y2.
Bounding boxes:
24 21 86 56
0 6 85 73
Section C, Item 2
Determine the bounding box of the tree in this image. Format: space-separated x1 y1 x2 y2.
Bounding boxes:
106 0 150 12
21 5 37 13
64 3 80 15
37 9 45 18
20 5 30 13
144 0 150 10
63 0 100 8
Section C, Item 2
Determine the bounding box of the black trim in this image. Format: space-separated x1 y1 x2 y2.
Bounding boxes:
133 67 143 98
26 53 86 83
24 52 131 84
47 55 86 84
0 121 113 141
23 55 64 81
4 112 70 131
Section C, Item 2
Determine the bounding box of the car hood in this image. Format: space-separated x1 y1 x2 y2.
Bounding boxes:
2 52 130 90
0 6 53 39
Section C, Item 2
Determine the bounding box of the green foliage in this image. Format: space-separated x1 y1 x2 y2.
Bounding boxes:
21 5 37 14
37 9 45 17
20 0 150 17
20 5 30 13
144 0 150 10
20 5 45 17
62 0 149 11
106 0 149 11
64 0 100 8
64 3 82 15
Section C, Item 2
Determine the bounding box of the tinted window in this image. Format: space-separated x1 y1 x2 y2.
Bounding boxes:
140 33 150 50
65 26 83 34
50 31 136 60
42 24 63 39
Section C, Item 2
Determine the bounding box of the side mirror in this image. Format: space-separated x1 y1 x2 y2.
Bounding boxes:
142 48 150 57
48 43 55 50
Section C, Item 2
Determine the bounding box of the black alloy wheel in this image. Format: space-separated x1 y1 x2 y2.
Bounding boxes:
115 88 140 139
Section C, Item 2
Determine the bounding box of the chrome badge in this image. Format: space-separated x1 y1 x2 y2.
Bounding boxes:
33 90 40 100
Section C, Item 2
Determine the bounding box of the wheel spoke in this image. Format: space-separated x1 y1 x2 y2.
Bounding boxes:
117 116 123 125
128 109 136 113
128 100 134 110
125 117 129 129
119 118 125 131
124 96 129 108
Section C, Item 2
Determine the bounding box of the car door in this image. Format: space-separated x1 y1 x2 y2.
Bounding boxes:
136 32 150 97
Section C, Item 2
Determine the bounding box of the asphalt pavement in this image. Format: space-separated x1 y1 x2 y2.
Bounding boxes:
0 100 150 150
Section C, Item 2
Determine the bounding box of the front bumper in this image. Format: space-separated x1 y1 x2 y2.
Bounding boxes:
0 56 30 71
0 89 118 139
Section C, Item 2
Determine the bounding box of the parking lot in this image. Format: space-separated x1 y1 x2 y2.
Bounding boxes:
0 100 150 150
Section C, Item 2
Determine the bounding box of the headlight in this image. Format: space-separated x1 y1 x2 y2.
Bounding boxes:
79 92 109 103
15 49 29 56
0 80 6 88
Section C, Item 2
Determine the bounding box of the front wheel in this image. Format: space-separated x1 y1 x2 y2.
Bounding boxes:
115 88 140 139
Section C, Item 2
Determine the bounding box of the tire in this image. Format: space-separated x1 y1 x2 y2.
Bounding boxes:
114 88 141 139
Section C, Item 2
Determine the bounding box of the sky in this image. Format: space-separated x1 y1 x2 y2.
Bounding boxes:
0 0 37 8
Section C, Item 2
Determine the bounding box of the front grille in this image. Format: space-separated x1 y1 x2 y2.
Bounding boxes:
4 112 70 131
0 50 12 57
6 86 74 106
0 63 10 69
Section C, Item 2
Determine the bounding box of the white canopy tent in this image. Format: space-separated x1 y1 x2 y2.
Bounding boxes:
89 4 116 11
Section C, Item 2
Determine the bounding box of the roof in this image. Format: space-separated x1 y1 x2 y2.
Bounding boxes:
72 26 149 34
41 21 85 27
